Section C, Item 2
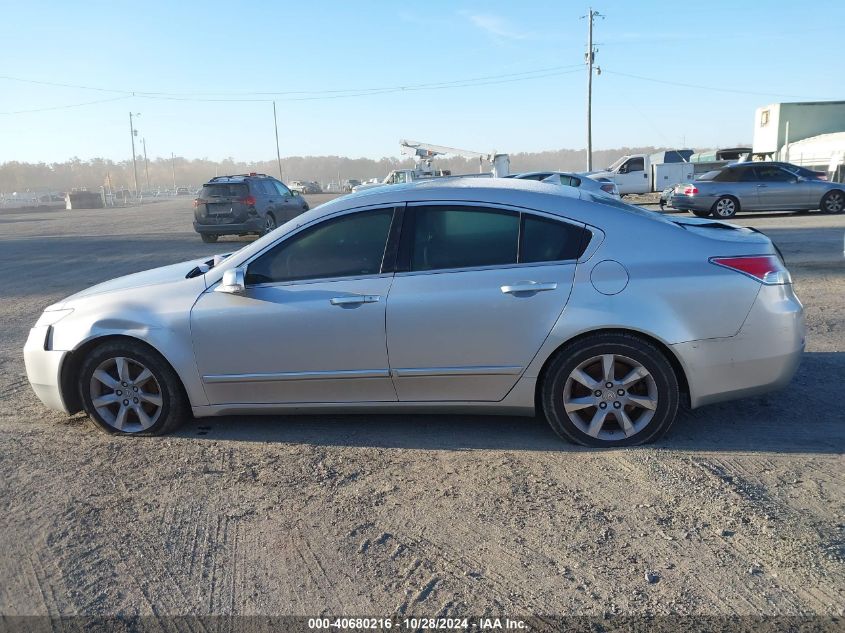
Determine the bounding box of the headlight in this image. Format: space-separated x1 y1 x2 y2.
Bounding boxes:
34 309 74 328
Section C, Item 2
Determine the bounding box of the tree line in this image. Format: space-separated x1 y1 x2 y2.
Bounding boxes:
0 146 669 193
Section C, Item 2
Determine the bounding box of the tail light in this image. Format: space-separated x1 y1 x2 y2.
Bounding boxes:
192 199 200 208
683 185 698 195
710 255 791 285
818 174 828 181
238 195 257 206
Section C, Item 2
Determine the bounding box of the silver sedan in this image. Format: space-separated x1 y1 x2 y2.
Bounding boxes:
24 178 804 447
670 162 845 218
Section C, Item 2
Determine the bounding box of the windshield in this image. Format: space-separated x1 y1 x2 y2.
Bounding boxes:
607 156 628 171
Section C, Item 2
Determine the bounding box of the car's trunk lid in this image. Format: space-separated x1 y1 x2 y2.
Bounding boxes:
195 183 250 223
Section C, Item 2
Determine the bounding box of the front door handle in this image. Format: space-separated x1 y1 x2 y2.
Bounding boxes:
501 282 557 294
330 295 380 306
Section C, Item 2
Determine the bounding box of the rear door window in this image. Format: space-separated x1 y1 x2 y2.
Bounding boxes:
407 206 519 272
520 215 588 263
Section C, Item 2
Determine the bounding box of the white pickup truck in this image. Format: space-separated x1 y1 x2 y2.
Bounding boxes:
589 154 694 195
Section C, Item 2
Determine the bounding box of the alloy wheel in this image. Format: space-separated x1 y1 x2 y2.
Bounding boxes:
823 191 844 213
562 354 658 441
89 356 163 432
714 198 736 217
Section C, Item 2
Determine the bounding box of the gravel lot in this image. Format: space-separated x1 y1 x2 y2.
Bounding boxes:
0 194 843 617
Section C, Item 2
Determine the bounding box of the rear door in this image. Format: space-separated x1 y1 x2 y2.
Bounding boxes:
385 204 586 402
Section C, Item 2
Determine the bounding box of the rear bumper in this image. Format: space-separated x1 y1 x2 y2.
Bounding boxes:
674 283 805 408
23 326 70 413
193 217 264 235
670 194 717 211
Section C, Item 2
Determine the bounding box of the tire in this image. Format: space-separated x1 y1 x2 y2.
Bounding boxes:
691 208 712 218
541 333 680 447
200 233 218 243
711 196 739 219
820 190 845 214
78 340 188 436
262 213 277 235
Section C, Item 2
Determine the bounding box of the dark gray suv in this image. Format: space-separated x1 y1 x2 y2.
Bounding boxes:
193 173 309 242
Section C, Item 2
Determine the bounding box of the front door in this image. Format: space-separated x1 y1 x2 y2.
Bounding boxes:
615 157 648 194
755 165 807 209
385 204 583 402
191 207 398 405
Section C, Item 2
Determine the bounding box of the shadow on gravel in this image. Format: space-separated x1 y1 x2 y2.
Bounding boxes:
178 352 844 455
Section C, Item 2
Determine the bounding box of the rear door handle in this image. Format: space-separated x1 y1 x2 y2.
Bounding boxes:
330 295 380 305
501 282 557 294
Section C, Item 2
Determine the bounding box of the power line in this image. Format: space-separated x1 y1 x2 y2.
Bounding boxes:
0 95 129 115
0 64 583 99
0 67 584 113
600 69 831 100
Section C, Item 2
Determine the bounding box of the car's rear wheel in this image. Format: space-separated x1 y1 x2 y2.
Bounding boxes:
691 208 712 218
712 196 739 219
262 213 277 235
200 233 218 243
821 190 844 213
79 340 188 436
541 333 679 447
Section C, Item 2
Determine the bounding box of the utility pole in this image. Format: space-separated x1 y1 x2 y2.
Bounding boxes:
129 112 140 197
273 101 283 181
583 8 603 171
171 152 177 193
142 138 150 192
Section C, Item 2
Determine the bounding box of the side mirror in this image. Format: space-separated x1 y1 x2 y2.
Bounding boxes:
215 267 246 295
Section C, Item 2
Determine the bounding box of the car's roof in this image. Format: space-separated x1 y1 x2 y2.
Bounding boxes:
204 174 274 184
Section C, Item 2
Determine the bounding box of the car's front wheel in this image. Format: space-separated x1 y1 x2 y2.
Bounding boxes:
541 333 679 447
821 190 844 214
200 233 218 243
79 340 188 436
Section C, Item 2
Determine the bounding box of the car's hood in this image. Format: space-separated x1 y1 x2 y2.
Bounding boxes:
50 255 212 309
586 170 615 180
352 182 388 192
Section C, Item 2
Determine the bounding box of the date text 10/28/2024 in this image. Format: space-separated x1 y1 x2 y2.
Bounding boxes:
308 617 528 630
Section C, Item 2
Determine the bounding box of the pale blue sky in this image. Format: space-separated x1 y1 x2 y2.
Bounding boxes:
1 0 842 163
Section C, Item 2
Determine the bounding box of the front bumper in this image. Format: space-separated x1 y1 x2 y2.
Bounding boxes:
193 217 264 235
673 283 805 408
669 194 717 212
23 326 70 413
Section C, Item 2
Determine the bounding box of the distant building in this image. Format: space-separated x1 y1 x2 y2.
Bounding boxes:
752 101 845 180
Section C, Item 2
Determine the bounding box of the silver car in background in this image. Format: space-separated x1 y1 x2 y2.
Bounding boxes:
24 179 804 447
670 162 845 218
506 171 621 199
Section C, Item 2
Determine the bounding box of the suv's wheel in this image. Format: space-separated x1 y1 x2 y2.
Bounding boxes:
200 233 218 243
821 190 844 213
711 196 739 219
79 340 188 436
541 333 679 447
262 213 277 235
